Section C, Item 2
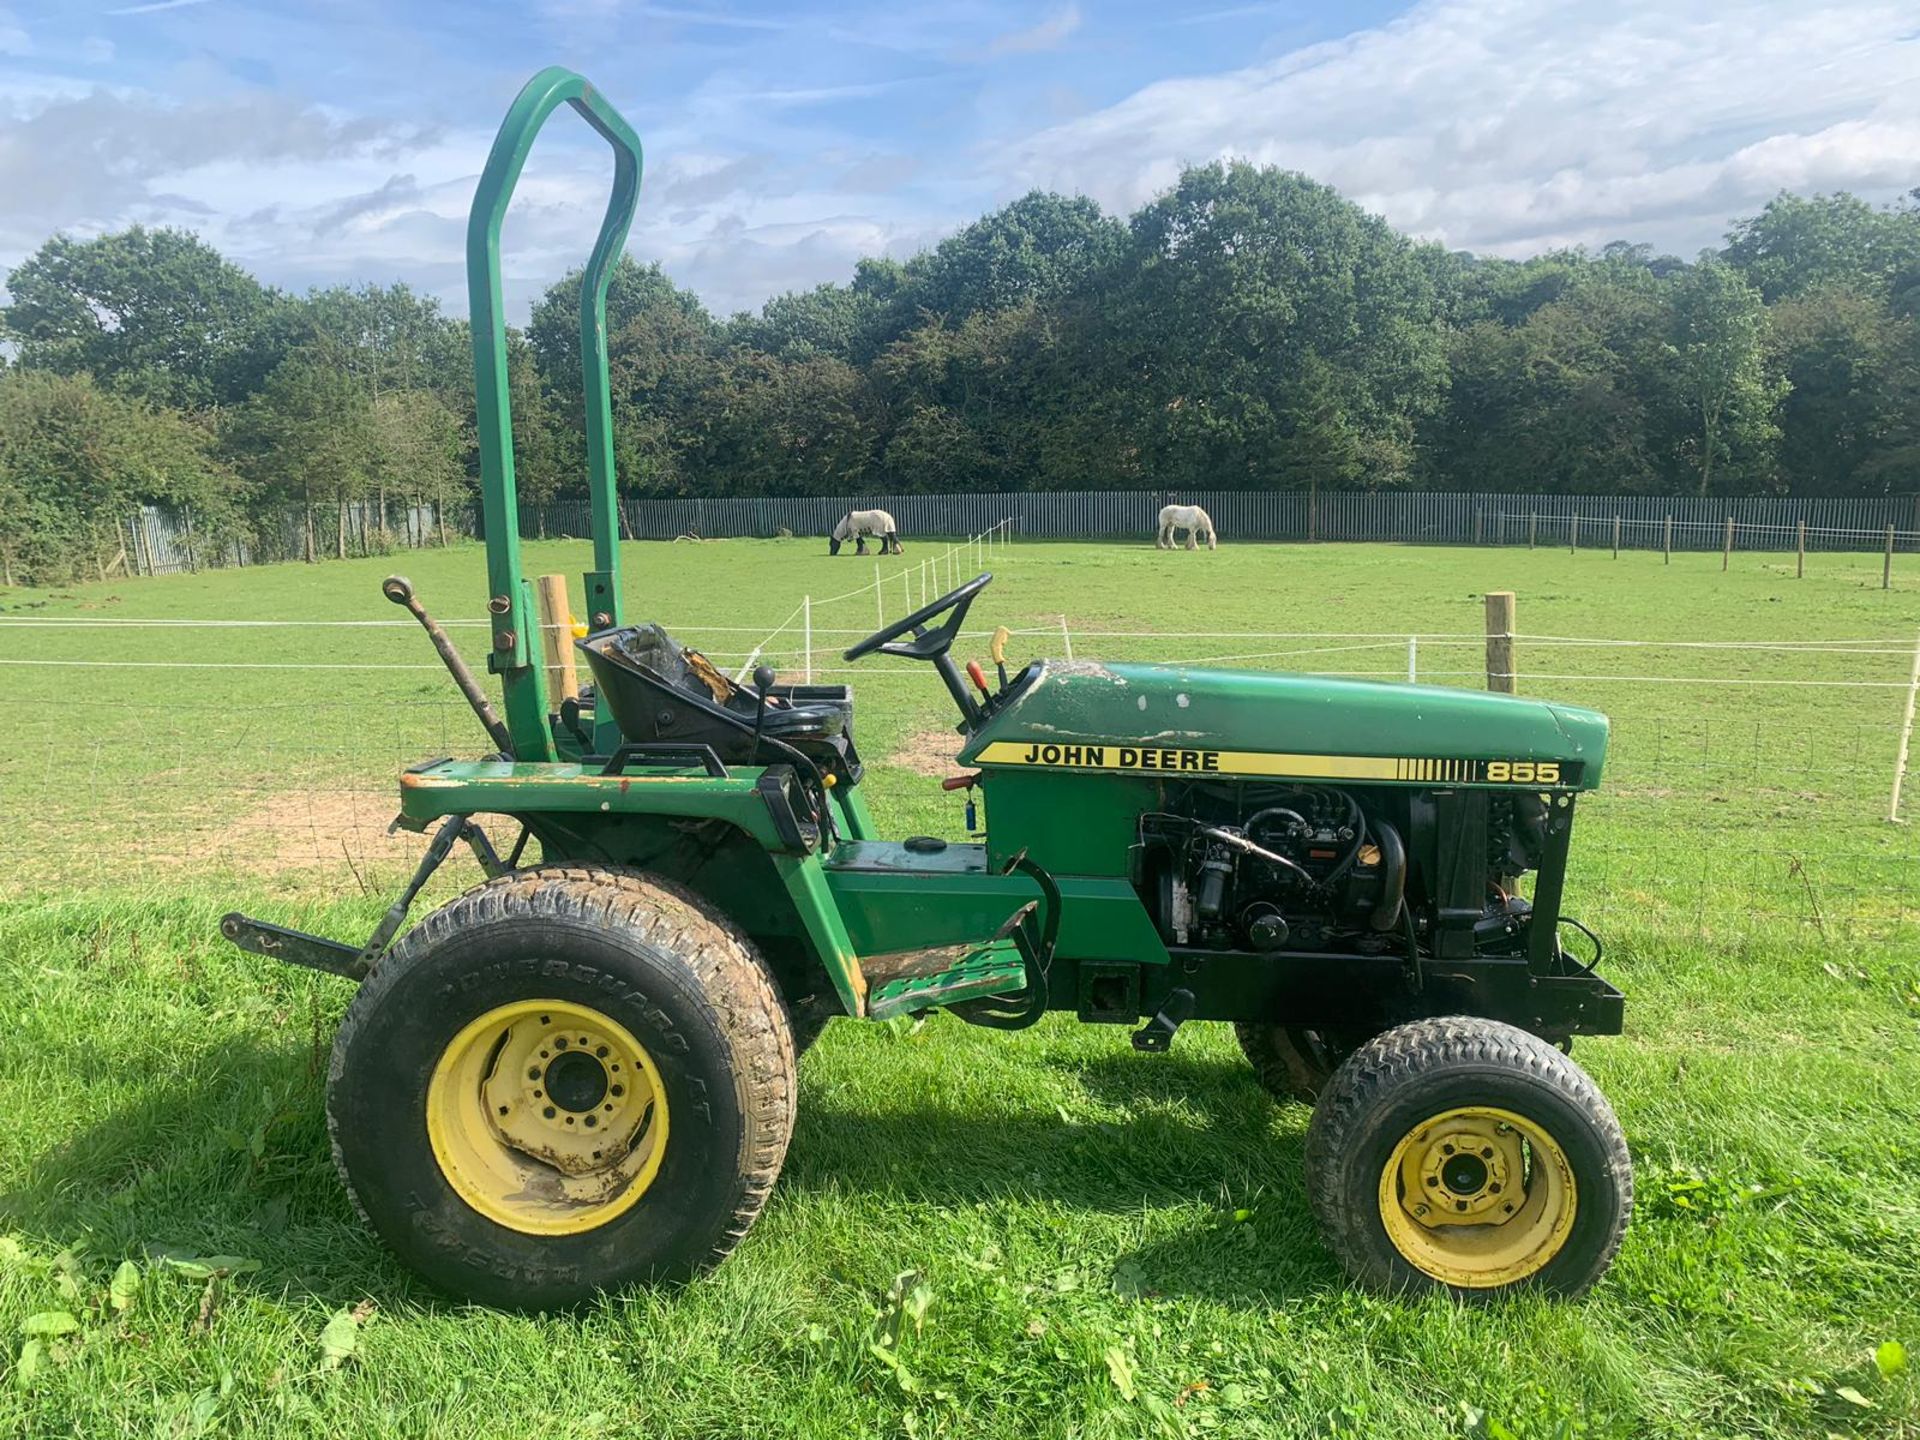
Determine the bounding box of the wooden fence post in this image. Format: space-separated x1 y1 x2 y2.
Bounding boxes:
1722 516 1734 571
1570 514 1579 555
1885 524 1896 590
535 573 577 709
1474 507 1483 545
1497 511 1506 546
1528 513 1537 550
1796 519 1805 578
1663 514 1672 565
1612 515 1621 559
1485 591 1516 694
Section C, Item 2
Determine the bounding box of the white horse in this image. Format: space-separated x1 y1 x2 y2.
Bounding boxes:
1156 503 1218 551
830 509 903 556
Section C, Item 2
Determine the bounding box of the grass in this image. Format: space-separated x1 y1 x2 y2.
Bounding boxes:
0 537 1916 1437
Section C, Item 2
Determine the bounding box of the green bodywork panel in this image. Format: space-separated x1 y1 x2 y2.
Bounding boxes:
960 661 1608 786
824 840 1165 960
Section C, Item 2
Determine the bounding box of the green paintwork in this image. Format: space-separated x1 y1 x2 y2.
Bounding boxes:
960 660 1609 786
467 67 644 761
400 759 871 1018
979 768 1157 877
824 841 1165 963
771 852 866 1017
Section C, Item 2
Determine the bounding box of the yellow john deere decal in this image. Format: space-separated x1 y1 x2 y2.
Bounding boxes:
975 741 1574 787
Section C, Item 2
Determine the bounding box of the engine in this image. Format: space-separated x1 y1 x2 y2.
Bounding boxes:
1136 782 1547 957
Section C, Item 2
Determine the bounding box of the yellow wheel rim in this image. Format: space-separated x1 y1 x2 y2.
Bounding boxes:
1376 1105 1576 1288
426 999 669 1236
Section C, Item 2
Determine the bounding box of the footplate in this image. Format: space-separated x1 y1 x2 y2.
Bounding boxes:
867 943 1028 1021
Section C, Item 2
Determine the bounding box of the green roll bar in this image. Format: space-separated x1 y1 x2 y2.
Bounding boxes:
467 66 644 761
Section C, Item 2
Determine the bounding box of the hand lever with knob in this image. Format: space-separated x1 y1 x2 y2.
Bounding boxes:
750 664 777 751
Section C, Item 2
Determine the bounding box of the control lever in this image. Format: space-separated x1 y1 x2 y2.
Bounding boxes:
383 575 515 756
990 625 1010 688
750 664 777 749
965 660 991 696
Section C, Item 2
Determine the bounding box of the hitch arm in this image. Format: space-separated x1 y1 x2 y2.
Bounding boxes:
222 815 504 982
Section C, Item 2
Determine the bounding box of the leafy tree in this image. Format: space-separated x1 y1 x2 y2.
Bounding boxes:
0 369 237 582
223 349 375 561
1089 162 1447 492
727 283 884 364
1666 260 1784 494
1 228 285 408
1723 192 1920 302
530 256 712 414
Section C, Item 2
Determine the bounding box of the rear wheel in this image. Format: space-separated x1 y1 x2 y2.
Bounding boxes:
1305 1017 1631 1298
327 865 795 1309
1233 1022 1361 1104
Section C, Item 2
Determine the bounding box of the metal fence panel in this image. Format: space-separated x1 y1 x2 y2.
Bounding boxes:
118 490 1920 572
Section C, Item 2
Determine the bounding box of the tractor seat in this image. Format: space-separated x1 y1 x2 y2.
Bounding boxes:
727 692 845 740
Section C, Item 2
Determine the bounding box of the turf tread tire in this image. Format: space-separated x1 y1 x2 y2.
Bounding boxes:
326 864 795 1308
1304 1016 1631 1299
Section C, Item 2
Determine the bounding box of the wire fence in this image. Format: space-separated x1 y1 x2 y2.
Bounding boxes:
5 599 1919 956
115 491 1920 575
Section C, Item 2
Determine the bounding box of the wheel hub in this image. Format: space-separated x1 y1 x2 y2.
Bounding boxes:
426 999 668 1236
1377 1105 1577 1288
545 1049 609 1113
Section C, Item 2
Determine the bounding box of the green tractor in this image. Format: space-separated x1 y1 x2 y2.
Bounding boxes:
223 68 1631 1309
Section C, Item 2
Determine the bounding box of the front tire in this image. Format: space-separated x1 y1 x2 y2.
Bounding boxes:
1305 1017 1631 1299
326 866 796 1309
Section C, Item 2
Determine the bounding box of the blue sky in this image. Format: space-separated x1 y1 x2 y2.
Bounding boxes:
0 1 1915 319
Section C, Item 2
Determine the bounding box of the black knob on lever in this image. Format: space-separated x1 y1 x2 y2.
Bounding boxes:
751 664 777 746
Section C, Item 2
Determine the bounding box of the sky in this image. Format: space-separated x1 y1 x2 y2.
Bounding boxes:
0 0 1915 321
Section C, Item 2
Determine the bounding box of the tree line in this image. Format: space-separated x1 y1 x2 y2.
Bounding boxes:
2 164 1917 584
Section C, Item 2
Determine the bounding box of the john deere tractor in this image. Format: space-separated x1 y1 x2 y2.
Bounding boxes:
222 68 1631 1309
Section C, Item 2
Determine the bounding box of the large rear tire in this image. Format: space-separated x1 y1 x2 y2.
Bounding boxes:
326 865 796 1309
1305 1017 1631 1299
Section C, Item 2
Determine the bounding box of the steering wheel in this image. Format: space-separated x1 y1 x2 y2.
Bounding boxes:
843 573 992 662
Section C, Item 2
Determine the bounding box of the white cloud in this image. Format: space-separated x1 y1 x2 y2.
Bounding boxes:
989 3 1081 56
106 0 215 14
1005 0 1920 257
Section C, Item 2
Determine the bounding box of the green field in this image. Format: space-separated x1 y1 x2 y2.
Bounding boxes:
1 538 1916 1438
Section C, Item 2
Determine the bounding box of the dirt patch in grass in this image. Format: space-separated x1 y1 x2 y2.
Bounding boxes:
888 728 965 777
216 789 421 874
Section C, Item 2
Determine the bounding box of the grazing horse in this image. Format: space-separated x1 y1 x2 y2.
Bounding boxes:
1156 503 1218 551
830 509 903 556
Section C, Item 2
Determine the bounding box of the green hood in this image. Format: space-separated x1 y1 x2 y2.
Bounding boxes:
959 661 1607 790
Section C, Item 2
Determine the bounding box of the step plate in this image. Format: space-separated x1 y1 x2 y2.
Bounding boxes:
867 943 1027 1021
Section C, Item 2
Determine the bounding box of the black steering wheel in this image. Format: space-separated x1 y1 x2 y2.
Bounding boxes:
843 573 994 722
843 572 992 662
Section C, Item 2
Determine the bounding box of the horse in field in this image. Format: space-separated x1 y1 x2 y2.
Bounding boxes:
830 509 903 556
1156 503 1218 551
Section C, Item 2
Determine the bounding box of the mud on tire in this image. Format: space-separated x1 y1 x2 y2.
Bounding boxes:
326 865 796 1309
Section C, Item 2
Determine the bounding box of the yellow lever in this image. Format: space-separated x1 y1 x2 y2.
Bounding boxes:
989 625 1009 665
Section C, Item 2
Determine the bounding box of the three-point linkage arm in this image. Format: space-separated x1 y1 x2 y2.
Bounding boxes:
467 67 646 761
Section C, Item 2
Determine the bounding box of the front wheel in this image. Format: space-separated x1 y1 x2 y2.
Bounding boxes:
1304 1017 1631 1299
326 866 796 1309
